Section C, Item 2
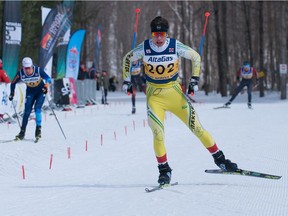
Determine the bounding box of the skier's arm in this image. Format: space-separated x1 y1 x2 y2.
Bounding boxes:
176 40 201 78
39 68 51 84
236 68 241 81
10 72 21 95
252 68 258 80
122 42 144 81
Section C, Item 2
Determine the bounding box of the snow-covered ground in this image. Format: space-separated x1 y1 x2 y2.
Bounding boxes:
1 90 287 216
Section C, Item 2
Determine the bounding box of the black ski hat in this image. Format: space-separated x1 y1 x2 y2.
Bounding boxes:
150 16 169 32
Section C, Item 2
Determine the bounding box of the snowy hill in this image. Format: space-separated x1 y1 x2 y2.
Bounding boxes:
1 90 287 216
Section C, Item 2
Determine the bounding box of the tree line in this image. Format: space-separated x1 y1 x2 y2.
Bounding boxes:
0 1 287 98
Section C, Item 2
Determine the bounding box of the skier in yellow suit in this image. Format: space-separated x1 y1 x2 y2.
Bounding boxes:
122 16 238 185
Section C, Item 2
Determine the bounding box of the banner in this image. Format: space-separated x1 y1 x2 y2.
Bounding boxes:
39 3 73 74
53 79 70 105
56 0 74 80
41 6 53 78
2 1 22 80
56 29 71 79
65 30 86 80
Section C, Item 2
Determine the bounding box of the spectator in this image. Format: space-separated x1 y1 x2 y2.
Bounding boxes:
100 70 109 104
130 60 146 114
77 62 87 80
109 75 117 92
0 59 10 83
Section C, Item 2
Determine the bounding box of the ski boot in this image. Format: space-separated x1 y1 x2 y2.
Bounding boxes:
224 101 231 107
158 162 172 185
35 126 41 139
213 150 238 172
15 129 26 140
132 106 136 114
248 102 252 109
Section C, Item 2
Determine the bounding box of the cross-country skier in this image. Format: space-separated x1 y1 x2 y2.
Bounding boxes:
122 16 238 185
224 61 258 109
130 60 146 114
9 57 51 141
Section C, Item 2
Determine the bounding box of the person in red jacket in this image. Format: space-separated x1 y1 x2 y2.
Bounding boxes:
0 59 11 83
224 61 258 109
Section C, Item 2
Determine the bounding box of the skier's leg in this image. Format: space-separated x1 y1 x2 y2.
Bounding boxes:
225 82 245 105
170 84 238 171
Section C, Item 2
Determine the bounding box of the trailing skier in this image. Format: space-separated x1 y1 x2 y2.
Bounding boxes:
9 57 51 141
130 60 146 114
224 61 258 109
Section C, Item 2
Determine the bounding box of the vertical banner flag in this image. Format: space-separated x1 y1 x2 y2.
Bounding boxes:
56 0 74 80
2 1 22 80
41 6 53 77
39 3 73 76
65 30 86 80
94 24 102 72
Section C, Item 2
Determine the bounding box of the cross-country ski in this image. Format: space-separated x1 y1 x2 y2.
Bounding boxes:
205 169 282 180
145 182 179 193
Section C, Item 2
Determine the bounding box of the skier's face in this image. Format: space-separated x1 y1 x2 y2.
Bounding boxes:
244 65 250 72
151 32 167 47
24 66 33 75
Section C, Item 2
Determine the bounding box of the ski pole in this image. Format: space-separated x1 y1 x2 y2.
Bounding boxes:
11 99 21 128
187 11 211 100
198 11 211 56
46 94 67 140
132 8 140 49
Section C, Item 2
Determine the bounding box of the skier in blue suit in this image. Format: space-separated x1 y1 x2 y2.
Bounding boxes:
9 57 51 140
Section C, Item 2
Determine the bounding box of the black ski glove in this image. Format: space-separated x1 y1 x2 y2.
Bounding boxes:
42 84 49 94
9 93 14 101
122 81 133 94
187 76 199 95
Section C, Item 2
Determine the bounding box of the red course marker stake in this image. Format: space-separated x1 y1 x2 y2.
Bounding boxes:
49 154 53 169
22 165 25 180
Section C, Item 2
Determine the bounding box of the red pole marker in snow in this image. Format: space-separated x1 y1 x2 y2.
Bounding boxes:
101 134 103 146
49 154 53 169
67 147 71 159
22 165 25 180
85 140 88 151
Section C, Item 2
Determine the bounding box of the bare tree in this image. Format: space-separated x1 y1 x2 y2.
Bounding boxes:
213 1 228 96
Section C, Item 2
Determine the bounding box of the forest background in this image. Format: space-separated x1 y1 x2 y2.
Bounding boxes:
0 1 287 98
